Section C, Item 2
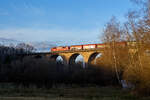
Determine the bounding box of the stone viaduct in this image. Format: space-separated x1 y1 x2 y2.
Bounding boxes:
49 49 104 66
22 42 150 67
29 49 104 67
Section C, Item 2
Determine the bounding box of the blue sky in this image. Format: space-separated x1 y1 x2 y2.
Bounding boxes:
0 0 136 42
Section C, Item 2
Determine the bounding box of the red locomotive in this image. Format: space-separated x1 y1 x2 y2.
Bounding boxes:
51 42 127 52
51 46 70 51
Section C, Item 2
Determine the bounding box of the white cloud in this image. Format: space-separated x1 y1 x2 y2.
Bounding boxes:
0 28 101 42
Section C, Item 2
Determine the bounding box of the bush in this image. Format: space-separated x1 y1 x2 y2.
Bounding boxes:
0 56 118 88
123 52 150 95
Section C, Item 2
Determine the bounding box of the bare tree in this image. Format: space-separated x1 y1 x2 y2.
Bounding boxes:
16 43 35 54
101 16 127 83
122 0 150 94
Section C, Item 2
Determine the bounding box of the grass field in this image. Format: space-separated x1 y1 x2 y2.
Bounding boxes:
0 85 149 100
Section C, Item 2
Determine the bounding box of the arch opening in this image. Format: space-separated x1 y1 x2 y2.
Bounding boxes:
88 52 102 65
69 53 85 68
50 55 66 65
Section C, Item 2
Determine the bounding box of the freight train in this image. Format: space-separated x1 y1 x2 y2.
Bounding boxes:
51 42 127 52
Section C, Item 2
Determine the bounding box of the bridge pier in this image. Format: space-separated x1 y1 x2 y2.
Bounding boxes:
50 50 103 67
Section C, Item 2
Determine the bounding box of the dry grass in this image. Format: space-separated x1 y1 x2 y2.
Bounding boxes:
0 85 150 100
0 97 84 100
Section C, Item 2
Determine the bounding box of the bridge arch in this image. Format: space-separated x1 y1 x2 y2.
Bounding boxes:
88 52 102 65
69 53 85 67
50 54 67 65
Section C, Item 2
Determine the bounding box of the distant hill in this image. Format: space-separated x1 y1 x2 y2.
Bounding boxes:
31 42 56 52
0 38 100 52
0 38 56 52
0 37 21 46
